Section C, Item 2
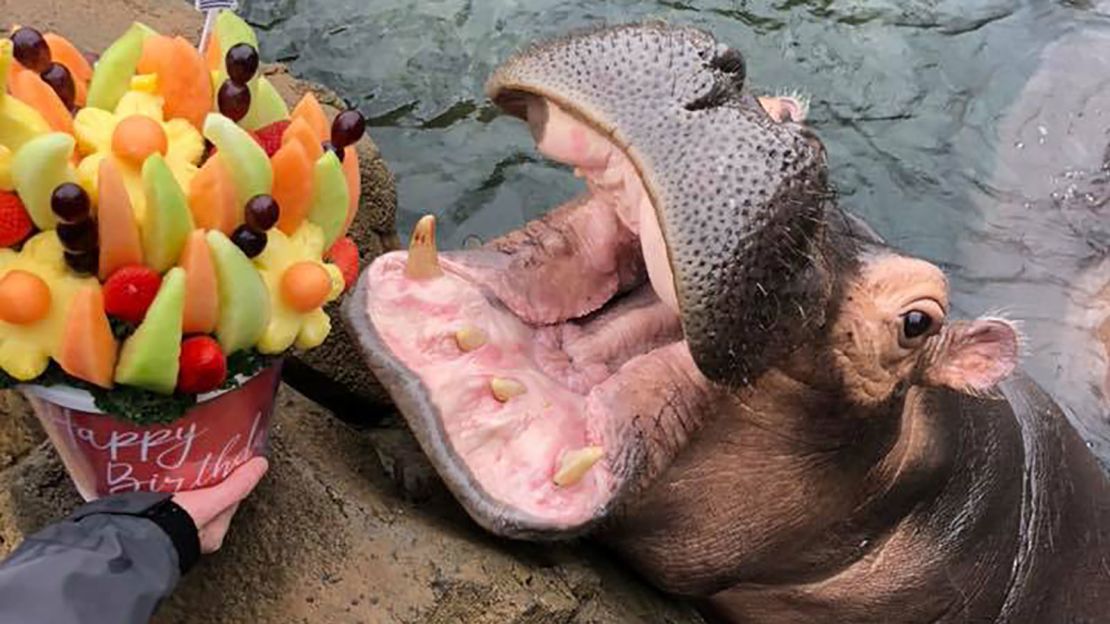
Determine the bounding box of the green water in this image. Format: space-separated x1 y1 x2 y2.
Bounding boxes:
240 0 1110 460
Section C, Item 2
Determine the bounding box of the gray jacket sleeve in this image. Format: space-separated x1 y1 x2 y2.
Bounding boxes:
0 491 199 624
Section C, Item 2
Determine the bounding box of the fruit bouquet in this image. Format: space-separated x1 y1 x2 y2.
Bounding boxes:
0 10 367 499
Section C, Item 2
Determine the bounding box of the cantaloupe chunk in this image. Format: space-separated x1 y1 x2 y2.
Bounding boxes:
44 33 92 107
290 92 328 141
137 35 213 129
44 34 93 81
58 285 119 389
282 116 323 162
272 139 314 234
340 145 360 237
97 158 144 280
9 70 73 135
203 31 222 72
187 154 238 234
178 230 219 335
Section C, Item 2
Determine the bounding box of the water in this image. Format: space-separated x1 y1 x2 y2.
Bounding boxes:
240 0 1110 460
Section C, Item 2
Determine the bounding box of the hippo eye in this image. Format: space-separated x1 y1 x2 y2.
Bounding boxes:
901 310 934 342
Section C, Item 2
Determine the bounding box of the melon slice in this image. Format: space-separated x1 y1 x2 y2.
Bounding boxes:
114 267 185 394
205 10 259 74
187 154 238 234
282 116 323 162
44 34 93 81
141 154 195 273
0 39 51 153
9 69 73 135
11 132 76 230
240 77 290 132
57 285 119 389
207 230 270 353
179 230 219 335
97 158 144 280
86 22 156 112
290 92 329 141
137 35 213 129
340 145 360 236
44 33 92 107
307 151 349 249
272 138 314 234
203 113 272 205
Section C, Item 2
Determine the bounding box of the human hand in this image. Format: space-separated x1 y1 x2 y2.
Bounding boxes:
172 457 270 553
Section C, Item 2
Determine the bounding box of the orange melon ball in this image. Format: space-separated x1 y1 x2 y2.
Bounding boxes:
280 261 331 313
0 270 51 325
112 115 168 165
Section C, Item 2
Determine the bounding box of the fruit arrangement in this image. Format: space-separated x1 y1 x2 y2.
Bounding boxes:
0 11 367 424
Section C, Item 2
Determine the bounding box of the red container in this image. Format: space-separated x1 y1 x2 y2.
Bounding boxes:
22 362 283 501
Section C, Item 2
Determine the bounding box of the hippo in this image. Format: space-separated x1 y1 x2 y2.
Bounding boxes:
343 23 1110 622
949 27 1110 453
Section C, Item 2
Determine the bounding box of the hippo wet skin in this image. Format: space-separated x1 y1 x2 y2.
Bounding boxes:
343 23 1110 623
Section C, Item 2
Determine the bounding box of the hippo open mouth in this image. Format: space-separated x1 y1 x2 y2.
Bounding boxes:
344 22 833 538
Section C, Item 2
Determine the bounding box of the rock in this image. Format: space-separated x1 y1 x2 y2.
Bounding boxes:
262 66 402 417
0 391 42 471
0 386 704 624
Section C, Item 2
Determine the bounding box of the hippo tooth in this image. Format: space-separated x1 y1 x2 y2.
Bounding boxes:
455 326 487 352
490 377 526 402
405 214 443 280
554 446 604 487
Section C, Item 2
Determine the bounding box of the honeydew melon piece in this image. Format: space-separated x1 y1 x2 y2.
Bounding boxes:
202 113 272 205
206 230 270 354
140 154 195 273
86 22 158 112
306 151 349 249
113 266 185 394
11 132 76 230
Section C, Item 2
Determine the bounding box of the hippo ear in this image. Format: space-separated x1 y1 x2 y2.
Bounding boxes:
921 319 1021 394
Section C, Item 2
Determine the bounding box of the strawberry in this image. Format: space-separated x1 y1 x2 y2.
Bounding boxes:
326 236 359 291
102 265 162 324
253 119 291 158
0 192 35 248
177 335 227 394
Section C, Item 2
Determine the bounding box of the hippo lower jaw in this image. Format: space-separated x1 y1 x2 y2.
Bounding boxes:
347 95 700 536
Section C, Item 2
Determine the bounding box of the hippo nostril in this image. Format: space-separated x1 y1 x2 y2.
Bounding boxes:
685 81 733 112
709 47 746 81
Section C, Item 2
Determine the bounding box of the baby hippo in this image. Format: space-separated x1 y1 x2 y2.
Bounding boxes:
346 23 1110 623
601 216 1110 623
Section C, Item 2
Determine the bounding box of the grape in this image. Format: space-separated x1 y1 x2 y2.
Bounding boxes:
11 28 50 73
41 63 76 110
330 109 366 148
50 183 91 223
56 219 98 253
218 80 252 122
225 43 260 84
321 140 345 162
231 225 267 258
64 249 98 275
244 195 280 231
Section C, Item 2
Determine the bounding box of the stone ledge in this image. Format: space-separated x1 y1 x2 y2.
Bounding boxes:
0 387 704 623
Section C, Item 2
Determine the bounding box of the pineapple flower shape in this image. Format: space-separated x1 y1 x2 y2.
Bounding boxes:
253 222 344 354
0 232 95 380
73 89 203 222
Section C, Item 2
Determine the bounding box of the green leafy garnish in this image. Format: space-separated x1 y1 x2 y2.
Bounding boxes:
2 350 277 426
